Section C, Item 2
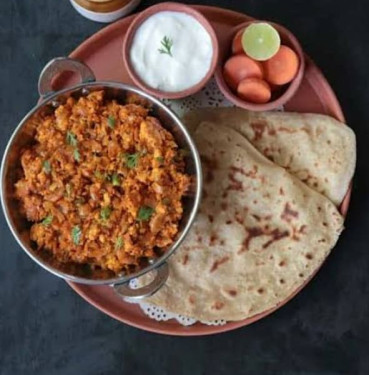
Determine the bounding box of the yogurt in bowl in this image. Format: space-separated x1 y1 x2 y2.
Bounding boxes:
123 2 219 99
130 11 213 92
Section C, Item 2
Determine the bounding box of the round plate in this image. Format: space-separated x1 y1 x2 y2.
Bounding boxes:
59 6 349 336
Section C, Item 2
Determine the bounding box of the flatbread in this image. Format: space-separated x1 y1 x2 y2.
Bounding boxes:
139 122 344 321
184 108 356 205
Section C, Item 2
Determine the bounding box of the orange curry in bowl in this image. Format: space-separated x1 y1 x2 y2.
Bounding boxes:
14 90 190 275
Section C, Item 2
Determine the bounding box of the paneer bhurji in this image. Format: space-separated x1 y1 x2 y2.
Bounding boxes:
15 91 190 274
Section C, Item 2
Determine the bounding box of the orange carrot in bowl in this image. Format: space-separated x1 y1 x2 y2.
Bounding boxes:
232 29 244 54
223 55 263 91
237 77 271 103
263 45 299 85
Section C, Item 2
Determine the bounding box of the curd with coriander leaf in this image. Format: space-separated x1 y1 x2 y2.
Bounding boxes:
130 11 214 92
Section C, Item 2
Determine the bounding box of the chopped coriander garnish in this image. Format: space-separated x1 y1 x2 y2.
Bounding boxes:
73 148 80 162
66 131 78 147
41 215 53 226
112 173 120 186
71 225 82 245
115 236 124 250
137 206 155 221
155 156 164 164
94 170 103 179
125 153 140 169
100 206 112 221
43 160 51 174
108 115 116 129
66 132 80 162
158 36 173 57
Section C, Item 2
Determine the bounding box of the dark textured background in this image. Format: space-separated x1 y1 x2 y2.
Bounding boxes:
1 1 368 374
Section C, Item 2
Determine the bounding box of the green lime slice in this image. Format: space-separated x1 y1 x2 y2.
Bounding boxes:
242 23 281 61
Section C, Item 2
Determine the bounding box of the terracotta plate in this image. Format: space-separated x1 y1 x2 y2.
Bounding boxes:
59 6 350 336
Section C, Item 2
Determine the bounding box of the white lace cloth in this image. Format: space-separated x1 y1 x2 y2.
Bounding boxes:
126 79 283 326
126 278 227 326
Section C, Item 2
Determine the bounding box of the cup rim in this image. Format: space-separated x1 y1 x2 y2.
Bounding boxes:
215 20 305 111
122 2 219 99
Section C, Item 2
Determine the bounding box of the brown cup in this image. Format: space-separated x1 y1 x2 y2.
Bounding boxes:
215 20 305 111
122 2 219 99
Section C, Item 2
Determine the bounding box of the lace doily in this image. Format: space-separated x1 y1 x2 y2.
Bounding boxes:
162 77 234 117
126 278 227 326
126 79 283 326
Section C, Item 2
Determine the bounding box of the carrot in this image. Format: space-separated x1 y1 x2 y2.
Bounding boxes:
237 77 271 103
263 45 299 85
223 55 263 91
232 29 244 54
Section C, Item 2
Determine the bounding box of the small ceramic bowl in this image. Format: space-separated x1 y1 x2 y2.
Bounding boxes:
122 2 219 99
215 20 305 111
70 0 141 23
